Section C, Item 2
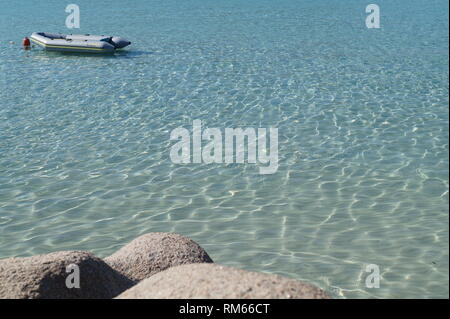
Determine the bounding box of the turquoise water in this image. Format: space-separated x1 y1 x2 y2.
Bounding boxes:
0 0 448 298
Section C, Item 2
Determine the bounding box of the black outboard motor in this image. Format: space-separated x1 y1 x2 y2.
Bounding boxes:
110 37 131 49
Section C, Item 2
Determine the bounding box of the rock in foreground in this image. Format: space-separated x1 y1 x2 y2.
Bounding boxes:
0 251 133 299
116 263 330 299
105 232 213 282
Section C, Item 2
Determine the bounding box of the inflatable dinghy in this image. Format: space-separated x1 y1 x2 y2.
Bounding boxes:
30 32 131 53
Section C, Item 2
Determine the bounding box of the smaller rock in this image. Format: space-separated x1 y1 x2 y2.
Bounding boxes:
0 251 134 299
116 263 330 299
105 232 213 282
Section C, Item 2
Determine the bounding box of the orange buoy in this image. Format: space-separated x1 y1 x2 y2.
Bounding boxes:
22 37 31 48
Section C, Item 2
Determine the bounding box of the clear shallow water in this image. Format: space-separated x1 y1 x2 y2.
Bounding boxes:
0 0 448 298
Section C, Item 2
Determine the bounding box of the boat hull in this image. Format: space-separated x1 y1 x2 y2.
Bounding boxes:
30 32 121 54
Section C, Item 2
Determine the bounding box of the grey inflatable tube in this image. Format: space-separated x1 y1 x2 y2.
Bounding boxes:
30 32 131 53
